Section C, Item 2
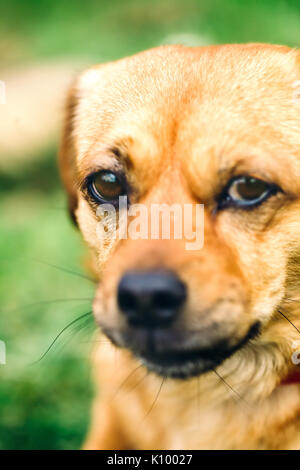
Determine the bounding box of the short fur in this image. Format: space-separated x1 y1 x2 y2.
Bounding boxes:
59 44 300 449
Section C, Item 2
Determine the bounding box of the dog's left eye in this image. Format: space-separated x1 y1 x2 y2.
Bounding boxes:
219 176 278 209
87 170 126 203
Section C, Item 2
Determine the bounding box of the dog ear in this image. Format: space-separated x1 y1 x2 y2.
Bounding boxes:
59 83 79 226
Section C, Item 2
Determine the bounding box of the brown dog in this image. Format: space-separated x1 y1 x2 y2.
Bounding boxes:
59 44 300 449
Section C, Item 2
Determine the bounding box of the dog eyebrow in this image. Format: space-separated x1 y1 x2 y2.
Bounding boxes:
217 153 293 188
77 137 134 180
75 141 132 188
76 158 122 187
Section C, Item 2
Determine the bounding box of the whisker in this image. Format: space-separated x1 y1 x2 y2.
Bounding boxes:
142 376 165 422
32 311 93 364
48 320 90 358
111 364 145 401
277 309 300 335
127 370 149 395
7 297 93 315
25 298 93 306
213 368 249 406
52 316 96 357
31 258 97 283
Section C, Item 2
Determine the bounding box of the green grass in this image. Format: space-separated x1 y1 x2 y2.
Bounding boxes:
1 0 300 450
0 158 95 449
0 0 299 65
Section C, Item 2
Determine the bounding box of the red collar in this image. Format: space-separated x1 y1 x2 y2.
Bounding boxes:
281 369 300 386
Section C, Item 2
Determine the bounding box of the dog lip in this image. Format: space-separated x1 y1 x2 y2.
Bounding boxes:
139 348 223 376
139 321 261 379
138 345 231 379
141 347 228 366
140 353 219 379
102 321 261 379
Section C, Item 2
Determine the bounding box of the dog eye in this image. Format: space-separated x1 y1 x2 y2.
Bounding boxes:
219 176 278 209
88 170 126 203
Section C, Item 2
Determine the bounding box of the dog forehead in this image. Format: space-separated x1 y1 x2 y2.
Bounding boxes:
74 44 300 164
77 43 299 104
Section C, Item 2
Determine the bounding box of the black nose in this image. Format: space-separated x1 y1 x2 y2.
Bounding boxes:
117 269 187 328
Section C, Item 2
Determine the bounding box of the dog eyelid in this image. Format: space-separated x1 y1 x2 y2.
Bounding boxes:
217 175 280 210
79 162 124 189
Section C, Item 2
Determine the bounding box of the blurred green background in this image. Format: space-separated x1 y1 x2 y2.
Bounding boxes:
0 0 300 450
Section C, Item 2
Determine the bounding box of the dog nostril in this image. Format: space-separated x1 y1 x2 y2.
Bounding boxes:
118 290 138 312
117 269 187 328
152 291 182 311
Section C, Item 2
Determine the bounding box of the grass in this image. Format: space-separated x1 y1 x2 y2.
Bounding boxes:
0 0 299 65
0 157 95 449
0 0 300 450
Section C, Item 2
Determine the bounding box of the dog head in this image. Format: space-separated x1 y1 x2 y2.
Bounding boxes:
60 44 300 388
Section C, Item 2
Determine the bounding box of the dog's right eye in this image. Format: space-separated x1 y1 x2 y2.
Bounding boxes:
87 170 126 203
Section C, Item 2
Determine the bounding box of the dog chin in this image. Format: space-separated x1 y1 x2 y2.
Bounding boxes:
139 354 221 379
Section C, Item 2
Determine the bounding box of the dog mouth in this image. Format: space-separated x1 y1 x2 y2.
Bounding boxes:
102 322 261 379
139 348 230 379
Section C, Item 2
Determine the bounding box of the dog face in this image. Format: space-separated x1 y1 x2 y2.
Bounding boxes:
60 44 300 382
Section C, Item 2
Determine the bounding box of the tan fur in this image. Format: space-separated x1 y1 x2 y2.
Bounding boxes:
59 44 300 449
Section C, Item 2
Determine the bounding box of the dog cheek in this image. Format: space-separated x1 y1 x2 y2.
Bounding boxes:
217 220 285 323
285 251 300 299
240 247 285 323
249 214 300 320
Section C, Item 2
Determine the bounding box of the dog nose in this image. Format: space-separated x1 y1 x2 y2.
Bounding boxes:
117 269 187 328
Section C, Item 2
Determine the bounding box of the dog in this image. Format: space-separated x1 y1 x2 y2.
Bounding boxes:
59 43 300 449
